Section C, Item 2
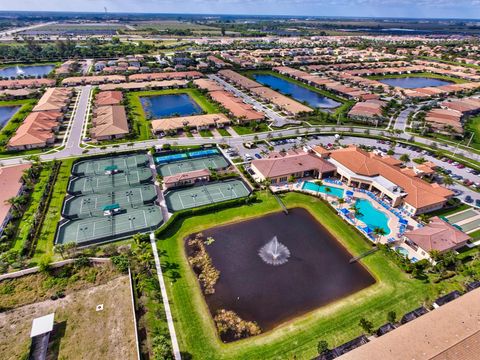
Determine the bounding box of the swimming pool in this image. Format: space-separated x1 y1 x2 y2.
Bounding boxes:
355 199 391 235
395 246 409 257
302 181 344 198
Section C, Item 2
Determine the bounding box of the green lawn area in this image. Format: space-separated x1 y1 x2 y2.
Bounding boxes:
425 203 471 218
126 88 221 141
0 99 37 153
366 72 468 84
12 166 52 251
217 128 230 137
232 122 270 135
31 159 74 265
465 115 480 150
156 191 465 359
199 129 214 137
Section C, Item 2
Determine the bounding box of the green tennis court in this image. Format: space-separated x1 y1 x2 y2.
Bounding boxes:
157 154 229 177
68 168 152 195
164 179 250 212
459 218 480 233
72 154 149 176
56 205 163 245
63 185 157 218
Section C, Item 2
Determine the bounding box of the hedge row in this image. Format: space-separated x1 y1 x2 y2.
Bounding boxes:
154 194 257 239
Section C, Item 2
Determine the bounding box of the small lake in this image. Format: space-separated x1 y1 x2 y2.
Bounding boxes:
0 64 55 78
191 208 374 333
378 76 453 89
140 93 203 119
253 73 341 109
0 106 20 129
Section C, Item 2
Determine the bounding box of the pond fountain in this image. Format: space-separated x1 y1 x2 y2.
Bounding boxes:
258 236 290 266
15 65 24 76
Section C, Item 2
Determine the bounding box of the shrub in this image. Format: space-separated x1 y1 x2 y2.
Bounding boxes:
111 254 130 274
187 233 219 294
151 334 173 360
214 309 261 341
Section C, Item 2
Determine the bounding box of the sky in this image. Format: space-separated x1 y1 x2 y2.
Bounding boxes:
2 0 480 19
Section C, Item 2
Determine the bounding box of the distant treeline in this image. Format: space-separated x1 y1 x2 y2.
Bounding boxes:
0 38 154 62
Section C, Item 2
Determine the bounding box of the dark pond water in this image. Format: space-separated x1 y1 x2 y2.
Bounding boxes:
140 93 203 119
0 106 20 129
190 208 375 332
378 77 453 89
253 73 341 108
0 64 55 78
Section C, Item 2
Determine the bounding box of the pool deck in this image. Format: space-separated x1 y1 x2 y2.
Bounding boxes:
270 178 422 252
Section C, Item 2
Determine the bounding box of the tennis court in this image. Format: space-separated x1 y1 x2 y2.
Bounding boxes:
164 179 250 212
155 148 218 164
56 205 163 245
72 154 149 176
68 169 153 195
157 154 229 177
459 218 480 233
63 185 157 218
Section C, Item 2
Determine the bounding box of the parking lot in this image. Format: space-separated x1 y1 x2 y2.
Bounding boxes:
225 134 480 208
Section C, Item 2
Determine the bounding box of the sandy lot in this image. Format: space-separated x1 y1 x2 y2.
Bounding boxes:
0 276 137 360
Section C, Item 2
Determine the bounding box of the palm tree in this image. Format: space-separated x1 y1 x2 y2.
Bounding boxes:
373 227 386 243
338 198 345 209
325 186 332 201
314 179 323 198
442 176 454 188
349 204 363 224
399 154 410 165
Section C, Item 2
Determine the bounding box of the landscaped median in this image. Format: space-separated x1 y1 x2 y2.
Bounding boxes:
155 191 462 359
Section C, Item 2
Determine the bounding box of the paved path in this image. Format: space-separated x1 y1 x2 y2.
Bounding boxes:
150 233 181 360
394 107 415 131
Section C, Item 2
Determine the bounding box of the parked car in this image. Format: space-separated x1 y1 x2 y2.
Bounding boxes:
457 164 465 169
475 199 480 207
254 153 262 159
465 195 474 203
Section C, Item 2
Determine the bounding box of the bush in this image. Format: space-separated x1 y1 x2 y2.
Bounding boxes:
214 309 261 341
187 233 220 294
111 254 130 274
151 334 173 360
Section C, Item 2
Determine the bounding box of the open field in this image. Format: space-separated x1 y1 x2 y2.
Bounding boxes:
366 72 468 84
466 115 480 150
0 275 136 360
156 191 472 359
126 88 220 141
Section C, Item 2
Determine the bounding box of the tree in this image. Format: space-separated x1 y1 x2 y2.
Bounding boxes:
349 204 363 224
399 154 410 164
54 244 66 259
373 227 386 242
317 340 330 356
338 198 345 209
387 310 397 323
442 176 454 188
325 186 332 201
359 317 374 334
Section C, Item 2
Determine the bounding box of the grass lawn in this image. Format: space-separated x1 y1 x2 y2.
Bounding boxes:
199 129 214 137
366 72 468 84
126 88 220 141
12 165 52 251
425 203 471 218
465 115 480 150
0 99 37 154
156 191 464 359
232 122 270 135
31 159 74 265
217 127 230 137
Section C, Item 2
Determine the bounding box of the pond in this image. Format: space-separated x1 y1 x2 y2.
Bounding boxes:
252 73 341 109
140 93 203 119
377 76 453 89
0 105 20 130
190 208 375 333
0 64 55 78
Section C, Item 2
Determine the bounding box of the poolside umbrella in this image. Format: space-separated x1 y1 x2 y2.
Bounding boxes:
362 226 373 234
399 219 408 225
346 190 354 197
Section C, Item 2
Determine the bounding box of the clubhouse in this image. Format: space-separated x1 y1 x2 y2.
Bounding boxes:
327 146 453 215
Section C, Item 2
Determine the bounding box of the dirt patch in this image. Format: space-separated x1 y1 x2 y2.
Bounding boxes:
0 276 137 360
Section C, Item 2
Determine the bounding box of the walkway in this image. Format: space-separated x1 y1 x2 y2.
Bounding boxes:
150 233 181 360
